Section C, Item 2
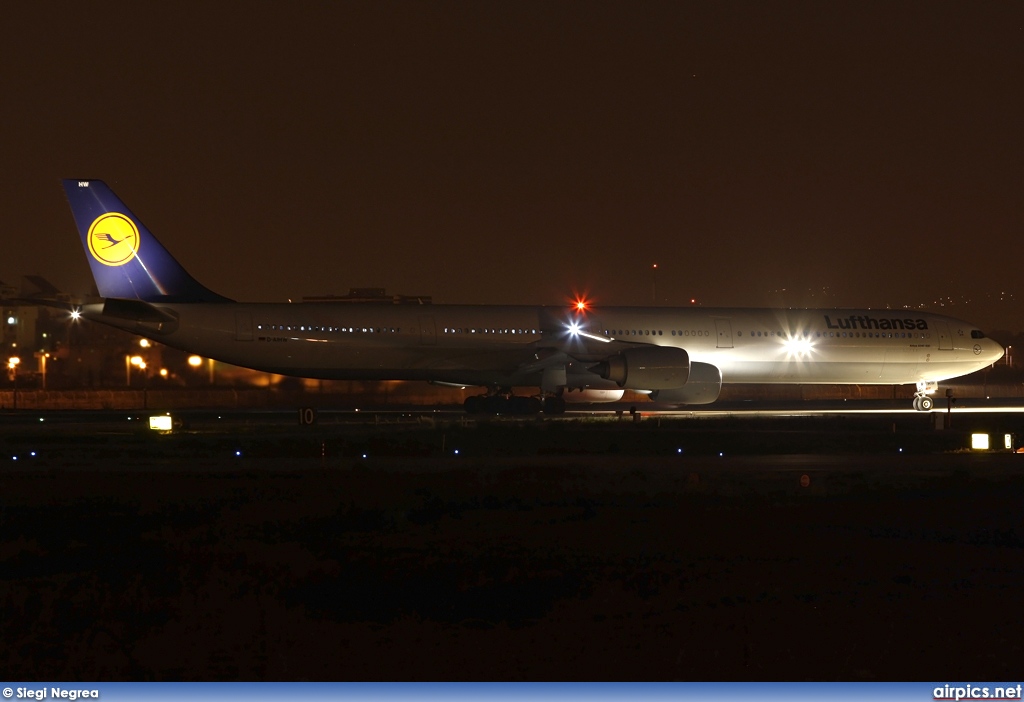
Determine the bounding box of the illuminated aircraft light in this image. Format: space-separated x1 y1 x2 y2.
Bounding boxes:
235 450 242 457
782 336 815 357
565 322 613 343
70 308 81 321
569 293 591 313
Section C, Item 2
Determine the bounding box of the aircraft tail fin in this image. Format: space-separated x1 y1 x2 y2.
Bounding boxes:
62 179 231 302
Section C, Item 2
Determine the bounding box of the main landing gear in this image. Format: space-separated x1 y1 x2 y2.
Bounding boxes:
913 380 937 412
542 395 566 415
463 393 540 415
463 389 565 415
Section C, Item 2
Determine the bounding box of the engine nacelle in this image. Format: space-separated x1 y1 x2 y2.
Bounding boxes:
563 388 625 403
649 362 722 405
590 346 690 390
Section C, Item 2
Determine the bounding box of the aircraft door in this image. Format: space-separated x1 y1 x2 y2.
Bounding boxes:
936 322 953 350
235 311 253 341
715 319 734 349
418 316 436 345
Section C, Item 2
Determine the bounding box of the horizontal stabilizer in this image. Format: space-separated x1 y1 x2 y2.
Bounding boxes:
98 298 180 335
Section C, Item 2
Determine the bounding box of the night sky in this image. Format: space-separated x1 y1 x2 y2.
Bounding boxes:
4 1 1022 329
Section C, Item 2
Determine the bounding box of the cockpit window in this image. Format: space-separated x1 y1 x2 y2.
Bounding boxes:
971 330 986 339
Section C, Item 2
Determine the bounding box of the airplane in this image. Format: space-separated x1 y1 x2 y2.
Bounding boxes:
61 179 1004 414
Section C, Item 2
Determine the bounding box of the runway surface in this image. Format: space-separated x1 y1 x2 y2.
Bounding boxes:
1 408 1023 680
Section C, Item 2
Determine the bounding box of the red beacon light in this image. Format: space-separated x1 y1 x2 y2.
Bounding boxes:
570 293 592 314
568 293 595 319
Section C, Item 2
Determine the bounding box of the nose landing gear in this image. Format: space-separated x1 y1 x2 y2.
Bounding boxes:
913 380 938 411
913 395 934 412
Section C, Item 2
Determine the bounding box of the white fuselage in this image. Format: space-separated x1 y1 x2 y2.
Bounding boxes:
83 302 1004 391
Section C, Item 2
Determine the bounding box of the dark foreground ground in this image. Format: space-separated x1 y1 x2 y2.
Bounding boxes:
2 413 1023 680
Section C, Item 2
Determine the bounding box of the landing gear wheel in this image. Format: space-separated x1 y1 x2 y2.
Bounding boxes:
543 396 566 415
913 381 938 412
509 396 542 415
464 394 542 415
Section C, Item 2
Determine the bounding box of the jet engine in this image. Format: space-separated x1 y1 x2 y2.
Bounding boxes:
563 388 625 403
649 362 722 405
589 346 690 390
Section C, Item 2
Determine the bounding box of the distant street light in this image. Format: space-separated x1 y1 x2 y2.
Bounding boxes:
125 354 148 385
8 356 20 410
187 354 214 385
34 352 48 390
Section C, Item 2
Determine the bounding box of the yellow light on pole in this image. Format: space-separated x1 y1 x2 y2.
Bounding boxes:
8 356 20 409
188 355 203 368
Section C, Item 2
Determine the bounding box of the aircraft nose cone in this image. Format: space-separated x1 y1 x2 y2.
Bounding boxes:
986 340 1005 363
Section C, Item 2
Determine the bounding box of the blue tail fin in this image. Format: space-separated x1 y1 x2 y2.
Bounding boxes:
62 179 231 302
